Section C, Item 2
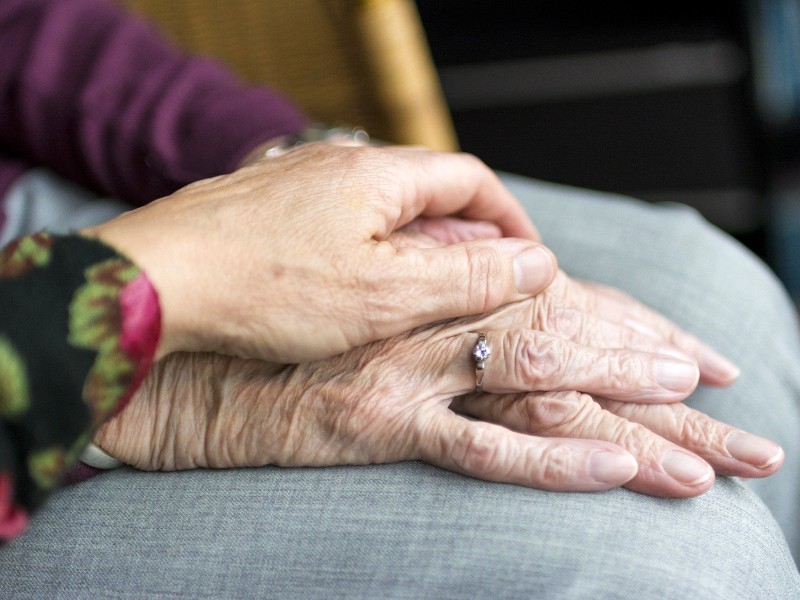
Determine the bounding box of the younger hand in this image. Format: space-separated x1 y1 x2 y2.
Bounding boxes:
84 145 550 362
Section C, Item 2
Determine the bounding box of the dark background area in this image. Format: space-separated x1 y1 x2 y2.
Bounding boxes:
415 0 800 301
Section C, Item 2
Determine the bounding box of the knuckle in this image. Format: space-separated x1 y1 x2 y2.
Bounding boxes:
675 413 717 448
537 443 578 486
512 334 569 386
456 425 503 474
542 304 583 341
525 391 594 433
340 147 403 198
606 352 646 394
620 327 641 350
608 418 645 449
608 418 663 461
464 245 508 312
456 151 490 172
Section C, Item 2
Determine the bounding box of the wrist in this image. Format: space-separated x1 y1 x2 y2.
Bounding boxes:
80 219 185 360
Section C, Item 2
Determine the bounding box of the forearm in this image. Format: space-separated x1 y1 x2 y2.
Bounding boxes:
0 0 307 205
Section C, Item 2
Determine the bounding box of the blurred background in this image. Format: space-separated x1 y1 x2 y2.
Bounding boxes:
414 0 800 303
122 0 800 303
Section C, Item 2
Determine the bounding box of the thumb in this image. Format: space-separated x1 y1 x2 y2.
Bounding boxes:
391 238 557 324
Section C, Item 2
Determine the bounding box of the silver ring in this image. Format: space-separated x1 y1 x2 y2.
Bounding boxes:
472 332 491 393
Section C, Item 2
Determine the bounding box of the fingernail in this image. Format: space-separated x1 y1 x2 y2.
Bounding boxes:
699 346 740 382
512 246 556 294
589 451 638 485
661 450 713 485
654 358 699 393
724 431 784 468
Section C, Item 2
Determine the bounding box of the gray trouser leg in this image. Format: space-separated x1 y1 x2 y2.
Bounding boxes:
501 172 800 563
2 465 798 599
0 168 130 247
1 170 798 599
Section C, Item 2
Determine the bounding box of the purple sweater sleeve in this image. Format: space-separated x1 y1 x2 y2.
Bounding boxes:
0 0 308 206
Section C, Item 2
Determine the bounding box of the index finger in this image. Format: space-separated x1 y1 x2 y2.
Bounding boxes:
415 408 637 491
384 148 540 241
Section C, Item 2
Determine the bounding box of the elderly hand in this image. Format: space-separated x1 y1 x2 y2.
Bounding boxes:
84 144 552 362
452 390 783 497
92 259 781 497
511 270 742 387
397 216 741 387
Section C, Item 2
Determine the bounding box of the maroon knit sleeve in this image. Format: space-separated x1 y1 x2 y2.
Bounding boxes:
0 0 308 205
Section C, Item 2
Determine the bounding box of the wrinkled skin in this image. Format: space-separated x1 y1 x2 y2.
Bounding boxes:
96 232 782 498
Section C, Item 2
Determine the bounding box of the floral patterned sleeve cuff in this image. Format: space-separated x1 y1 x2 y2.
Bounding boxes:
0 232 161 541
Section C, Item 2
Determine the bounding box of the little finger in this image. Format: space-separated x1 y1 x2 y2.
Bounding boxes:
414 407 638 491
597 399 785 479
453 391 715 497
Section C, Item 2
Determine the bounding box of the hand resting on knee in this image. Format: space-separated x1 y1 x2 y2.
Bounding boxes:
94 229 783 499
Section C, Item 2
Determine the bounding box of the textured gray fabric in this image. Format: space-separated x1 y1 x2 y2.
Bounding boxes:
0 168 130 247
502 172 800 564
2 465 799 599
1 169 799 598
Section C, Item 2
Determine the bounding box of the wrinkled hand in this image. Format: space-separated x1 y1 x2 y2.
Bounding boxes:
84 144 550 362
398 218 741 387
452 390 782 497
94 253 781 497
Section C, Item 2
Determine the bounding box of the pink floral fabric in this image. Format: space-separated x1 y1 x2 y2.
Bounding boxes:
0 232 161 541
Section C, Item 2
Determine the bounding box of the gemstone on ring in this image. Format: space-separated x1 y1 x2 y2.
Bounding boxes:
472 333 490 393
472 336 491 363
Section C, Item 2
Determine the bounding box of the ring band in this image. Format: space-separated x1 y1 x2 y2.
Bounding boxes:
472 332 491 393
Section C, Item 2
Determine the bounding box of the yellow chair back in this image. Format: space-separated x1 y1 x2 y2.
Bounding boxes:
119 0 459 151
